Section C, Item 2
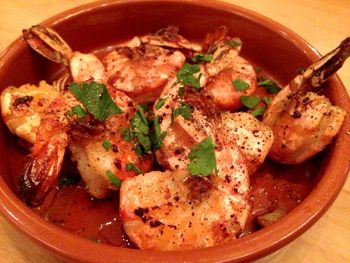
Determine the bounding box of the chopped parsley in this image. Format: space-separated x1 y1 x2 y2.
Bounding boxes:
67 105 86 118
191 54 213 63
251 106 266 117
173 103 192 120
155 98 166 110
106 170 121 188
176 63 201 91
138 103 148 112
126 163 142 174
262 97 271 105
232 78 250 91
240 95 261 109
102 139 112 151
121 127 133 141
258 79 281 94
121 104 169 154
178 86 185 97
225 39 241 47
187 137 217 177
68 81 122 121
153 116 167 150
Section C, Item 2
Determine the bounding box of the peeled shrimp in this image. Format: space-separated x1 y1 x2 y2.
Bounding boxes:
120 142 250 250
0 81 60 144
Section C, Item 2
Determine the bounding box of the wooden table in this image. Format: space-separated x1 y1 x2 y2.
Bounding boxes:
0 1 349 262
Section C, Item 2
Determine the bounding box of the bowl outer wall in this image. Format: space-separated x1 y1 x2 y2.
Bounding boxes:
0 0 349 262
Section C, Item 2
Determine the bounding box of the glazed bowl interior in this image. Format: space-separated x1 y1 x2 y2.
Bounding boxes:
0 1 349 262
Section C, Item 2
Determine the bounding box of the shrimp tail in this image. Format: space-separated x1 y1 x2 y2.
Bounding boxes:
264 37 350 127
293 37 350 93
23 25 73 66
18 138 67 207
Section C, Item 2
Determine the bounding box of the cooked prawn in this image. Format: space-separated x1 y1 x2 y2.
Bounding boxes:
120 142 250 250
220 112 274 174
24 25 191 103
200 26 257 111
0 81 60 144
264 37 349 164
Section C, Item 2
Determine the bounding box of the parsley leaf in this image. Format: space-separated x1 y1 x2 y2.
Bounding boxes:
67 105 86 118
155 98 166 110
138 103 148 112
106 170 121 187
258 79 281 94
121 127 133 141
176 63 201 91
178 86 185 97
102 139 112 151
126 163 142 174
153 116 167 150
232 79 250 91
187 137 217 177
174 103 192 120
240 96 261 109
136 133 151 153
131 106 149 135
225 39 241 47
192 54 213 63
251 106 266 117
262 97 271 105
68 81 122 121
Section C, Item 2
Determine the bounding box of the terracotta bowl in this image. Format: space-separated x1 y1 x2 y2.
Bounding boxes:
0 0 349 262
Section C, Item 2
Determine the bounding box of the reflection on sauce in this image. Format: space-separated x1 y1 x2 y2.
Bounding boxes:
33 184 135 248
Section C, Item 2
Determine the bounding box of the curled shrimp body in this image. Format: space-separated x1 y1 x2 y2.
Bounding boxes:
120 142 250 250
200 26 257 111
263 38 349 164
0 81 60 144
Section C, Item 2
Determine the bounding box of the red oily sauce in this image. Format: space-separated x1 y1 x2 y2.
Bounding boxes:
28 153 322 247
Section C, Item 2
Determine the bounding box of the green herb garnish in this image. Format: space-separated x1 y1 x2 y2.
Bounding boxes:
155 98 166 110
174 103 192 120
251 106 266 117
240 95 261 109
153 116 167 150
176 63 201 91
121 127 133 141
67 105 87 118
106 170 121 187
187 137 217 177
178 86 185 97
131 106 149 135
68 81 122 121
262 97 271 105
126 163 142 174
192 54 213 63
138 103 148 112
232 79 250 91
102 139 112 151
258 79 281 94
225 39 241 47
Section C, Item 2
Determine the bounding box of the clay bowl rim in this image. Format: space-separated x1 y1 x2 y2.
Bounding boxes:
0 0 349 262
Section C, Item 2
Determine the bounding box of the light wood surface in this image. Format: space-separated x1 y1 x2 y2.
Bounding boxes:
0 1 349 262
